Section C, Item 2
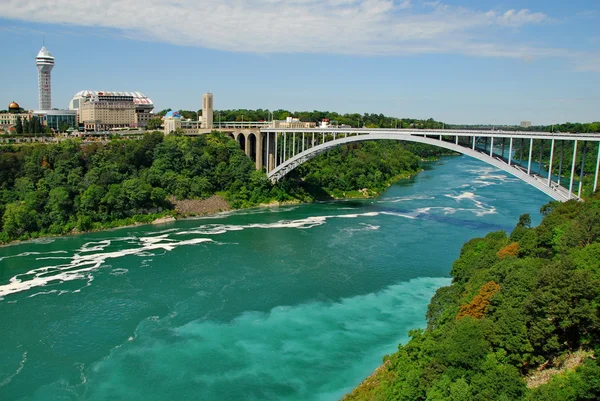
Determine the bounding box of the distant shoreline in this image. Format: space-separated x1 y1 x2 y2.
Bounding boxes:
0 167 429 248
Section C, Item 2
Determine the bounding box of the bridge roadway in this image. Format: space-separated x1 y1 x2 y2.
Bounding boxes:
251 128 600 202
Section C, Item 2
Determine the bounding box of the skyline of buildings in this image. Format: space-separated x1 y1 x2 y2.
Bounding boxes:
2 2 598 126
0 43 592 134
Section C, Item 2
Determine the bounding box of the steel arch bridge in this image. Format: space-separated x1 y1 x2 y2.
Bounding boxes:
257 128 600 202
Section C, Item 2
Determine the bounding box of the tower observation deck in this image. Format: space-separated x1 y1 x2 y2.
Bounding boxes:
36 46 55 110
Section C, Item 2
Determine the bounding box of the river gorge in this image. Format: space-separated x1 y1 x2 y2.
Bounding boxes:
0 156 551 400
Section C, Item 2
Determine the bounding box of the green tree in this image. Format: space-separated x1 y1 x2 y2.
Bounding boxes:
58 121 70 133
2 202 38 239
45 187 73 226
22 117 29 134
35 117 44 134
15 116 23 134
146 118 163 130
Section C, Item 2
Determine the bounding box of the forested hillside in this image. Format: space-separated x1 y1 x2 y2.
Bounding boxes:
344 197 600 401
0 133 447 243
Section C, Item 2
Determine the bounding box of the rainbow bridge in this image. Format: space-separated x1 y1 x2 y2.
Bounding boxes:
251 128 600 202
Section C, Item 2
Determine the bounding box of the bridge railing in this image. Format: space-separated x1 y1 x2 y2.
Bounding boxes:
214 121 272 129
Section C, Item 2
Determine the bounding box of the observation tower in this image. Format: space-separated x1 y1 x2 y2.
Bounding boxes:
36 46 55 110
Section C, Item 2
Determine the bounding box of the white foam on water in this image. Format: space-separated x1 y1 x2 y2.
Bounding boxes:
444 191 497 217
377 195 436 203
360 223 380 231
28 290 58 298
109 268 129 276
177 212 383 237
0 351 27 388
445 191 477 202
339 223 381 235
78 240 111 253
0 250 68 262
35 256 73 261
0 237 214 299
151 228 181 235
380 211 417 219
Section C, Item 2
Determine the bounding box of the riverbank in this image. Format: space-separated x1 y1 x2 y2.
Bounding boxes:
342 194 600 400
0 165 426 247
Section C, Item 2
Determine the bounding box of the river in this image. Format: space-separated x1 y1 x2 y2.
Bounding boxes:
0 156 551 401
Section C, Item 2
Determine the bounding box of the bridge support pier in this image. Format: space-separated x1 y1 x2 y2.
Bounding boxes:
547 139 555 187
595 142 600 193
267 132 275 173
256 133 263 171
244 134 250 157
578 142 587 198
527 139 534 175
569 140 578 199
538 144 544 175
558 141 564 185
274 133 278 169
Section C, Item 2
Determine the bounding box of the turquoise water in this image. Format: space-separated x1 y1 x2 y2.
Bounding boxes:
0 156 551 400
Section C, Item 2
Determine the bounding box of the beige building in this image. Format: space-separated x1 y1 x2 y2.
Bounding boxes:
272 117 316 129
79 93 136 131
135 111 154 128
0 102 32 131
70 91 154 130
201 93 214 129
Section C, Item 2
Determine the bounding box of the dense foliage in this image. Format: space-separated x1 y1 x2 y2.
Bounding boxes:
216 109 445 129
155 108 445 129
344 196 600 401
0 132 260 242
0 133 447 243
287 140 422 198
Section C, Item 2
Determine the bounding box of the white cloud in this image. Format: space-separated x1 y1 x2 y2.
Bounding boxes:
494 9 548 26
1 0 560 60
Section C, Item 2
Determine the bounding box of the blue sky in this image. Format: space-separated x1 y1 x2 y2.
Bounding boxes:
1 0 598 124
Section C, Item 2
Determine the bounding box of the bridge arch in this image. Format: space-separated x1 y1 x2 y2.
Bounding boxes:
236 133 246 153
247 133 257 162
267 133 575 202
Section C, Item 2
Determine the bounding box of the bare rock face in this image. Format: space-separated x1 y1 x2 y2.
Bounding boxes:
170 195 231 216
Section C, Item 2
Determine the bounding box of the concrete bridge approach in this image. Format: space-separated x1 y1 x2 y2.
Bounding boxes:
253 128 600 202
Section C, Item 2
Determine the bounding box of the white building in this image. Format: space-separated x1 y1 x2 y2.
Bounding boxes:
36 46 54 110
